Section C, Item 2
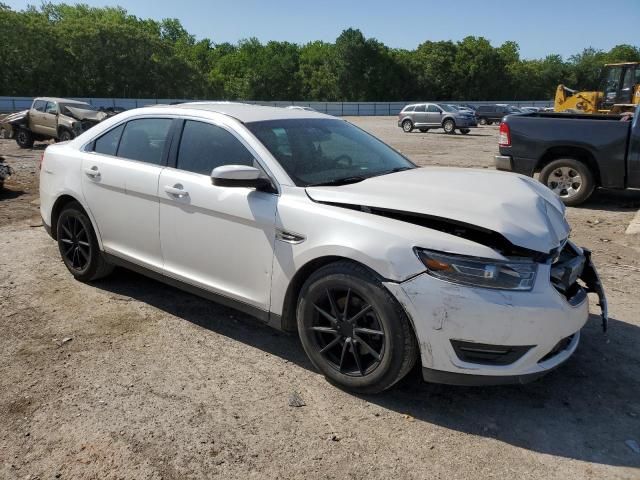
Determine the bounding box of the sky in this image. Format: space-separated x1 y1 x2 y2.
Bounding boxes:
4 0 640 59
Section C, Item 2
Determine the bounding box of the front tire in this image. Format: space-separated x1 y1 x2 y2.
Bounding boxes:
402 120 413 133
56 202 114 281
297 261 418 394
58 129 74 142
539 158 595 206
478 117 487 125
443 119 456 134
15 129 34 148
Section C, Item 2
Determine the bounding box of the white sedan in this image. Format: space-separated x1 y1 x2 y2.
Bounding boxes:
39 103 607 393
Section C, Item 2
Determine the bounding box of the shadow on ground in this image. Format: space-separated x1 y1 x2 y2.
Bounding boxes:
95 267 640 468
579 188 640 212
0 187 26 201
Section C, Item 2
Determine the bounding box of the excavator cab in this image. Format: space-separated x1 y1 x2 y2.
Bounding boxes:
599 63 640 110
554 62 639 114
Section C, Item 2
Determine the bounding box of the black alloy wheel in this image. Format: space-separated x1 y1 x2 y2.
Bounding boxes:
309 286 385 377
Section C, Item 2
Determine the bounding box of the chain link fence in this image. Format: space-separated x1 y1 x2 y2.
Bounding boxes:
0 97 554 115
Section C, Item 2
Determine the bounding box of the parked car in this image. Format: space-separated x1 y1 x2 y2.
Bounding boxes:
475 104 522 125
520 107 541 113
5 97 114 149
40 103 607 392
398 103 477 134
447 104 475 114
495 107 639 205
286 106 317 112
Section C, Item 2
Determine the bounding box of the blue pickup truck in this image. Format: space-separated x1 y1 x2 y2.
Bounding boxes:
495 107 639 205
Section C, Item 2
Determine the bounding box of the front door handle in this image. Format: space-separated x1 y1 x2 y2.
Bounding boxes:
84 166 100 179
164 185 188 198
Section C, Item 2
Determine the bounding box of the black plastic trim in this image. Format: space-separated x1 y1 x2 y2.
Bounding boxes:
450 340 533 366
422 367 555 386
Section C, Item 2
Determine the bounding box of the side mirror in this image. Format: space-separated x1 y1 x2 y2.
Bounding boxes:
211 165 273 191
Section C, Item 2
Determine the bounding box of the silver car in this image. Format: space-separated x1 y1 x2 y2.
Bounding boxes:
398 103 477 135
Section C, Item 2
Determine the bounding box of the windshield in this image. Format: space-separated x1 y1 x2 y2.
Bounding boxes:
439 104 457 113
246 118 415 187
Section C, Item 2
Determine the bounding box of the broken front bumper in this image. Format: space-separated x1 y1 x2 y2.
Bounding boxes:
384 243 607 386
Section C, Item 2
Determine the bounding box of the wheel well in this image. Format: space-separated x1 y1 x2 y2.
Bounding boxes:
280 256 385 332
50 195 84 240
536 147 601 186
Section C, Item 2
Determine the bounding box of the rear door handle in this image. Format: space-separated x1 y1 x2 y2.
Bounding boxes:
84 166 100 178
164 185 188 198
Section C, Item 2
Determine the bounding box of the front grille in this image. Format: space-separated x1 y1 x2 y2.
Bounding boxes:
451 340 533 366
538 335 574 363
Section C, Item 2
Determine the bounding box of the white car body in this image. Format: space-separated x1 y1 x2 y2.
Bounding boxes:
40 103 607 388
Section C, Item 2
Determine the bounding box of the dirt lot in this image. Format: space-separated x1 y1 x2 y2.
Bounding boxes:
1 119 639 480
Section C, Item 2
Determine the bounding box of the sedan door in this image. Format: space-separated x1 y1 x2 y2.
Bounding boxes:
159 119 278 312
81 117 173 270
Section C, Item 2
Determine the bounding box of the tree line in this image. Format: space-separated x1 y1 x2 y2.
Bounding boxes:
1 3 639 101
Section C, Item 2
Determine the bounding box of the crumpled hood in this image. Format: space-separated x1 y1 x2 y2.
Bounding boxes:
306 167 570 254
65 107 108 122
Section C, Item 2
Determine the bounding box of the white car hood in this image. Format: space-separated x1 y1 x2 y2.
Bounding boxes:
305 167 570 254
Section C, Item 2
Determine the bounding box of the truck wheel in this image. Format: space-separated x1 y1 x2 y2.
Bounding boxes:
16 129 34 149
402 120 413 133
443 119 456 134
539 158 595 206
58 129 74 142
479 117 488 125
297 261 418 394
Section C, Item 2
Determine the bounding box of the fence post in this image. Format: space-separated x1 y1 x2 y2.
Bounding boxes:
388 103 391 116
341 102 343 116
357 103 359 116
12 99 16 112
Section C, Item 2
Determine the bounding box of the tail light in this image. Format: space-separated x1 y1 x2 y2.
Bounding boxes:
498 122 511 147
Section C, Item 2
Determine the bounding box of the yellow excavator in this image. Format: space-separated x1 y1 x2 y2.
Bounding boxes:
554 62 640 114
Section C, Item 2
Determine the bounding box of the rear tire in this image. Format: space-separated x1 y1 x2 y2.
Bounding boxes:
15 129 34 149
419 128 429 133
478 117 488 125
297 261 418 394
56 202 114 282
402 120 413 133
539 158 595 206
460 128 470 135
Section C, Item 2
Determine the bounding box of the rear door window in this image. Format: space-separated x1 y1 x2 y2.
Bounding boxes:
176 120 254 175
116 118 172 165
93 124 125 156
427 105 440 112
33 100 46 112
414 104 426 112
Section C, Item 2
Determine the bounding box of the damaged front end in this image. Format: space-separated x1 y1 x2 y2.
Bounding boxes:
551 242 608 331
62 107 110 137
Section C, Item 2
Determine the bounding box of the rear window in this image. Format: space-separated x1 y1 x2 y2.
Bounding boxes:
117 118 172 165
94 124 124 156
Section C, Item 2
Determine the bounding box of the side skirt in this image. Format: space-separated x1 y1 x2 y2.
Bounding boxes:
103 253 284 330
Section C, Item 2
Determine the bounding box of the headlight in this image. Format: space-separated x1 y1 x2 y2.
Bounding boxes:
414 248 537 291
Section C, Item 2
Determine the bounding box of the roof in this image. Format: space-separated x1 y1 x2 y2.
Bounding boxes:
165 102 334 123
34 97 90 105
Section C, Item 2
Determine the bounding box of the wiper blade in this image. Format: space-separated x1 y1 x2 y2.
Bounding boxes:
373 166 414 177
307 176 367 187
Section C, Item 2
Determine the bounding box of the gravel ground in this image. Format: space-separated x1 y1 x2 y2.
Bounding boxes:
1 118 639 480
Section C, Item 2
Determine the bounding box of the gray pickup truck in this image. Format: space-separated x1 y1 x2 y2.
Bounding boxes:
495 108 640 205
3 97 112 149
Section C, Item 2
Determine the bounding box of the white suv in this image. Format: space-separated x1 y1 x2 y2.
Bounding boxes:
40 103 607 393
